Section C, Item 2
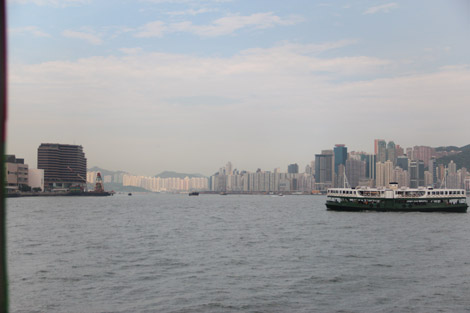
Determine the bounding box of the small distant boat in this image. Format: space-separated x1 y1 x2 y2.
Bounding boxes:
220 192 227 195
128 193 132 196
189 191 199 196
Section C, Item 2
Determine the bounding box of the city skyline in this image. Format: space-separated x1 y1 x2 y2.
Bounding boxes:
7 140 470 178
8 139 469 193
6 0 470 176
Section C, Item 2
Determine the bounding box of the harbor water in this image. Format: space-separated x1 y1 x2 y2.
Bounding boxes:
7 194 470 312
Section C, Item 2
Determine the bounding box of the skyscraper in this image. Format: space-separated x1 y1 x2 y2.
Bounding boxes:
409 160 425 188
386 141 396 165
361 154 376 183
345 158 365 188
374 139 384 155
38 143 87 190
376 140 387 163
396 155 409 171
315 150 334 190
334 144 347 176
287 163 299 174
225 162 233 176
411 146 434 168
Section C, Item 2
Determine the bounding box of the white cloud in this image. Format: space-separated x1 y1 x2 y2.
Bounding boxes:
62 29 103 45
135 12 302 38
135 21 166 38
166 8 216 16
9 26 51 37
190 12 303 36
8 42 470 174
363 3 398 15
119 47 143 54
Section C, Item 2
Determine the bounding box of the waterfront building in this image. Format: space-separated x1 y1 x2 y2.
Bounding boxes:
28 169 44 191
38 143 87 190
122 174 208 192
5 155 29 190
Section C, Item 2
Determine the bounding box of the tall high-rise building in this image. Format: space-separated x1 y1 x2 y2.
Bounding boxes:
386 141 396 165
225 162 233 176
429 157 438 187
374 139 384 155
411 146 434 168
361 154 376 183
396 155 409 171
376 140 387 163
393 166 409 187
315 150 334 190
6 155 29 189
409 160 425 188
376 160 394 187
334 144 347 175
287 163 299 174
38 143 87 190
345 158 365 188
395 145 404 158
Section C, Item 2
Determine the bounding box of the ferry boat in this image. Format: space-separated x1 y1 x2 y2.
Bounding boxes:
326 183 468 213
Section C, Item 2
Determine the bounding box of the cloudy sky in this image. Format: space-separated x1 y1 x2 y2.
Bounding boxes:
6 0 470 176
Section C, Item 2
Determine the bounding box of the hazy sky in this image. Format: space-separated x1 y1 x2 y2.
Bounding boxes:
6 0 470 176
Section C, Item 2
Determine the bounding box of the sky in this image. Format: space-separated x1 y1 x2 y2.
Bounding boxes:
6 0 470 176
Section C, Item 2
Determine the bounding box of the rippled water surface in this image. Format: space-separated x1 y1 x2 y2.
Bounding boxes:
7 194 470 312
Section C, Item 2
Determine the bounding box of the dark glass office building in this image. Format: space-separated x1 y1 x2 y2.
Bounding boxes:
334 144 348 175
287 163 299 174
38 143 87 190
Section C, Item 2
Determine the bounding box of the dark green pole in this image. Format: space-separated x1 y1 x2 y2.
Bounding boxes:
0 0 9 311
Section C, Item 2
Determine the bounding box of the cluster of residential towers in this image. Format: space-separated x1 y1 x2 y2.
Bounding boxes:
209 140 470 193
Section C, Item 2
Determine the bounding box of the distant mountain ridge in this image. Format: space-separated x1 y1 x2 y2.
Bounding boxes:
435 145 470 170
88 167 205 178
88 166 128 176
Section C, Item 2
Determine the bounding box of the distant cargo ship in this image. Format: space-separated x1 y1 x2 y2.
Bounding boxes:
326 183 468 213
